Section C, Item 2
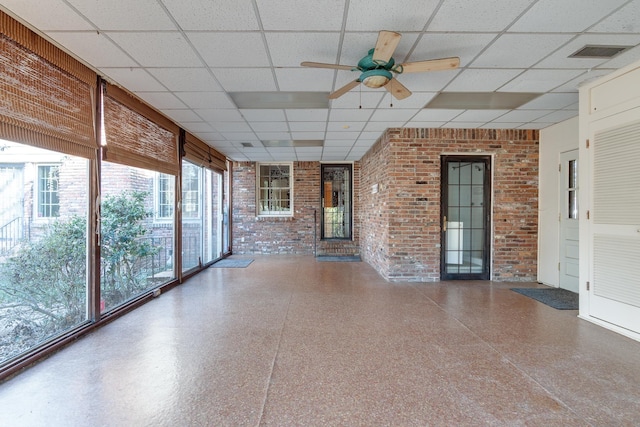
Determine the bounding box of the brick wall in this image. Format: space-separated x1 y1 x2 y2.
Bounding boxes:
360 128 539 282
232 161 360 255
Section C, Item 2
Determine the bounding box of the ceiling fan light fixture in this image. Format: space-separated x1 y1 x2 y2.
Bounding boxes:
361 69 392 88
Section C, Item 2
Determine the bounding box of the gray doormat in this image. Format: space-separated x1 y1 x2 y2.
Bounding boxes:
511 287 578 310
316 255 361 262
211 259 254 268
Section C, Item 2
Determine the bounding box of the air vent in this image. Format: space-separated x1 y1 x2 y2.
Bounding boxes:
241 142 254 148
569 45 631 59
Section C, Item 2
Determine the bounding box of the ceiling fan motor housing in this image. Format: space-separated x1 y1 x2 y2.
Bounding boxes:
358 48 395 71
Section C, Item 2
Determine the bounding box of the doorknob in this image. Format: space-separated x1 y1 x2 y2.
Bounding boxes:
443 216 447 232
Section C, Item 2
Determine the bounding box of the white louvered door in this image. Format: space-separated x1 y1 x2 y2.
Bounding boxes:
589 111 640 333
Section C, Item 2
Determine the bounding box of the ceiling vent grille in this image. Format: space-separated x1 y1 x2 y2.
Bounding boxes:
569 45 631 59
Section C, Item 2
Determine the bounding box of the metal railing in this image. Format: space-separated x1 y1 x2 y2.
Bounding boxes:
0 217 22 255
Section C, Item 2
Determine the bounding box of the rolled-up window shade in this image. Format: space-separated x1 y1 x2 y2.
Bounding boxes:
183 132 227 172
102 82 179 175
0 11 98 158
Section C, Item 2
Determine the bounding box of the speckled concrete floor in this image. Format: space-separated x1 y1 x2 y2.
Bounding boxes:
1 255 639 426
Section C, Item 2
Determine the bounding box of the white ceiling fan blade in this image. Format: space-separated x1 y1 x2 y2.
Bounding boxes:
384 79 411 100
372 30 401 64
329 80 361 99
400 57 460 73
300 61 355 71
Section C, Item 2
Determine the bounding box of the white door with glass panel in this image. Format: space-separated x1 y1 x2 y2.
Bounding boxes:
559 150 579 293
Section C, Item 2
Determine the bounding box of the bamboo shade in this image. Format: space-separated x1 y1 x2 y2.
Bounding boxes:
183 131 227 172
102 82 180 175
0 11 98 158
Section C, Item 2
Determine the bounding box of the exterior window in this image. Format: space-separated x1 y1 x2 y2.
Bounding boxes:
156 173 174 219
257 163 292 216
37 164 60 218
182 163 201 220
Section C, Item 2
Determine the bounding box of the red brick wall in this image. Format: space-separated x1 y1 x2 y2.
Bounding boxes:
360 128 539 282
232 161 360 255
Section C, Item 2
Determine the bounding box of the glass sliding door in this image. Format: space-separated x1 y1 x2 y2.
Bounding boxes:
0 140 89 365
100 162 175 312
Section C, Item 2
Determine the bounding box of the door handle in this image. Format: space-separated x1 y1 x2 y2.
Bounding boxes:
443 216 447 232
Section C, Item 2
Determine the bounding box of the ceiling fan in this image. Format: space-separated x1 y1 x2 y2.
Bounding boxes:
301 30 459 100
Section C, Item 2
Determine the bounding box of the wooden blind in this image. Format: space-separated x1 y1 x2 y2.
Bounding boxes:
102 82 180 175
0 11 98 158
183 131 227 172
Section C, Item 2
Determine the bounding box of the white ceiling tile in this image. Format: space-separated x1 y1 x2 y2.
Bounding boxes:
99 68 165 91
481 122 522 129
289 122 327 132
291 132 325 140
322 146 351 154
176 92 236 109
212 122 253 132
240 109 287 122
329 109 375 122
250 122 289 132
369 108 417 122
1 0 93 31
285 110 329 121
551 69 613 92
441 122 485 128
429 0 535 32
500 69 585 92
48 32 137 67
453 110 510 122
358 131 384 140
404 122 446 128
411 33 498 67
518 93 579 110
162 0 259 30
533 110 578 123
67 0 176 30
220 132 259 141
267 33 341 67
394 69 459 92
322 154 349 161
510 0 627 32
340 32 420 65
275 69 335 92
327 122 366 132
364 122 405 132
183 122 214 132
213 68 277 92
324 140 356 147
330 92 384 109
108 32 201 67
470 34 574 68
148 68 223 92
375 92 437 109
536 34 640 69
255 132 292 140
519 122 554 130
161 109 202 122
135 92 187 109
410 109 463 122
195 109 245 122
495 109 550 122
188 32 270 67
446 69 524 92
346 0 440 31
599 44 640 70
325 132 360 141
590 1 640 32
256 0 345 30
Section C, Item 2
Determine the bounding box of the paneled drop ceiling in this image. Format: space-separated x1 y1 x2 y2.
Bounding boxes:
2 0 640 161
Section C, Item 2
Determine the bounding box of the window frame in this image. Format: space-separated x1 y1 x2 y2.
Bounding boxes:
36 163 61 219
155 172 175 221
181 162 202 221
256 162 294 217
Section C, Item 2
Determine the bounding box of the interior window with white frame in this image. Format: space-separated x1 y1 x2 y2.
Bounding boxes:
257 163 292 216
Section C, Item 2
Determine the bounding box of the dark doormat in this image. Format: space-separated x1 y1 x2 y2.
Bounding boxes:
316 255 361 262
211 258 254 268
511 287 578 310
